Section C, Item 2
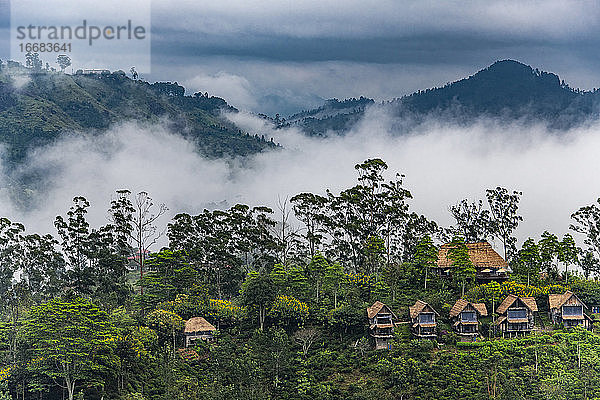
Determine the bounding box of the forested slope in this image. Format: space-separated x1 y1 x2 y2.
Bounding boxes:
290 60 600 136
0 160 600 399
0 64 275 167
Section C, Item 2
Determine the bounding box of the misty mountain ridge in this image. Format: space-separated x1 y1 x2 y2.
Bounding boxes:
288 60 600 136
0 63 276 169
0 58 598 215
281 97 374 136
1 58 597 175
2 58 596 169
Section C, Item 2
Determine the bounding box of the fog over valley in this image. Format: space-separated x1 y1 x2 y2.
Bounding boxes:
2 108 598 252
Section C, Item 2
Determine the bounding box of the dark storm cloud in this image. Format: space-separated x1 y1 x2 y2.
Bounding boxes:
13 1 598 112
152 29 547 64
149 0 600 57
151 0 600 40
143 1 600 113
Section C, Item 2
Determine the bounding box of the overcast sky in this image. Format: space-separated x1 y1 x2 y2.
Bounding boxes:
145 0 600 114
1 1 600 252
2 1 600 115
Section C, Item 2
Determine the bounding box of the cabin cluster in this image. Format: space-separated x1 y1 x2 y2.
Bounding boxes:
181 241 594 351
367 290 593 349
364 242 594 349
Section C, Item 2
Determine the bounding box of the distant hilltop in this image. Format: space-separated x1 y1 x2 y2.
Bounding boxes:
284 60 600 136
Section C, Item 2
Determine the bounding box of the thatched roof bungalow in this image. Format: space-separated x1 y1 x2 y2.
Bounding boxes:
184 317 216 347
494 295 537 337
449 299 487 338
409 300 439 339
367 301 398 350
436 241 511 282
549 291 592 330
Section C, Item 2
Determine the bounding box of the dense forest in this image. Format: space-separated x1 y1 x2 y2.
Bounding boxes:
1 159 600 399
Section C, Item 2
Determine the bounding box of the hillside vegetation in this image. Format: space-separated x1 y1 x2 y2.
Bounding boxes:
0 63 275 167
0 159 600 399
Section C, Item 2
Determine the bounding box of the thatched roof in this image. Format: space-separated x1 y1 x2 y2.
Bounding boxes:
497 294 517 314
549 291 587 310
409 300 440 319
549 292 570 310
472 303 488 316
449 299 469 317
496 294 538 314
367 301 397 319
367 301 385 318
521 297 538 312
449 299 488 318
185 317 216 333
437 241 509 271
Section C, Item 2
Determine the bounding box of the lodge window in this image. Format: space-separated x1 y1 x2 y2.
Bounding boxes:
562 305 583 316
461 311 476 322
507 309 527 320
419 313 435 323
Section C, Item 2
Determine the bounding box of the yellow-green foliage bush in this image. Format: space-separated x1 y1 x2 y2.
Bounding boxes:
204 298 245 321
467 281 569 302
269 295 310 323
345 273 375 290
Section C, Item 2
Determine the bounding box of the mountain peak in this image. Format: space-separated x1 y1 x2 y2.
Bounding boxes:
488 59 530 70
394 59 577 123
293 60 596 135
474 59 560 85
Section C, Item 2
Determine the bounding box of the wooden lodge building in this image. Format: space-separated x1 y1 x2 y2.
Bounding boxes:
494 295 538 337
549 291 593 330
184 317 216 347
436 241 511 282
367 301 398 350
409 300 439 339
449 299 488 339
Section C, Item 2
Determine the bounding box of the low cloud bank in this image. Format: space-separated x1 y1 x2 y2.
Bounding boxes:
4 110 600 250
